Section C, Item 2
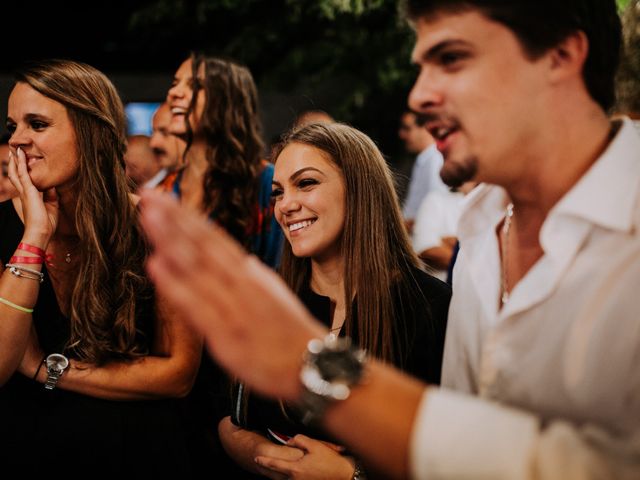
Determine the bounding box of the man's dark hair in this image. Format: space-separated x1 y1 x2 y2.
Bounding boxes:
405 0 622 111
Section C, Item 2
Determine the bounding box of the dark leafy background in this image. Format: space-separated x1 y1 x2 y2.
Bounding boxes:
3 0 633 193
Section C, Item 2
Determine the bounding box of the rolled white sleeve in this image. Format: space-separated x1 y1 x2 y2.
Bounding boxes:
409 389 640 479
410 388 537 479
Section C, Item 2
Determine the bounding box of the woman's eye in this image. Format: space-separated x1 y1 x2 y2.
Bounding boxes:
270 188 283 199
6 123 16 134
298 178 318 188
30 121 48 130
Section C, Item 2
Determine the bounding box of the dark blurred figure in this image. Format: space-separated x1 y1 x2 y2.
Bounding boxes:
124 134 166 188
0 134 18 202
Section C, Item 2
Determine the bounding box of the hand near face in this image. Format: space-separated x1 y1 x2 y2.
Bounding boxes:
255 434 355 480
7 147 58 245
139 189 327 401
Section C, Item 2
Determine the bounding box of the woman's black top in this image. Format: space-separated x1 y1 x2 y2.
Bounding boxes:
239 265 451 444
0 200 193 476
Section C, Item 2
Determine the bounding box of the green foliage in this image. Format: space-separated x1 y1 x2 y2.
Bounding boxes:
618 0 631 12
616 0 640 114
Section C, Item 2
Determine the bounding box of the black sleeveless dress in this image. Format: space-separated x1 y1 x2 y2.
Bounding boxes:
0 200 192 475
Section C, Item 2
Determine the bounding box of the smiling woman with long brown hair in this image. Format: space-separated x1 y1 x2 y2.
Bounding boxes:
0 59 202 475
219 122 451 479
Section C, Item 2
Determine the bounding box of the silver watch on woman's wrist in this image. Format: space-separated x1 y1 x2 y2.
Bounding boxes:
297 334 367 426
44 353 69 390
352 460 367 480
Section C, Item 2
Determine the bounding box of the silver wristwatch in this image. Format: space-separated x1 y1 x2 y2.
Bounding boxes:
44 353 69 390
297 334 367 426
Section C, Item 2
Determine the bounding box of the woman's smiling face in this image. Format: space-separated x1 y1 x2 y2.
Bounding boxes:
6 82 79 192
272 142 346 263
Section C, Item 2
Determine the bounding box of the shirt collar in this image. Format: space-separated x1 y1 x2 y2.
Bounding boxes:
458 117 640 242
143 168 169 189
549 118 640 234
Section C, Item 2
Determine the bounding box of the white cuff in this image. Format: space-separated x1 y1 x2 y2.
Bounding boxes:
409 388 538 479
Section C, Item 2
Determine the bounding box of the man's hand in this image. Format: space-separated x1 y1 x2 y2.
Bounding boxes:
139 189 327 401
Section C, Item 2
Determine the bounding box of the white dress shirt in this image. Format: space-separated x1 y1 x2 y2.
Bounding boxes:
403 145 449 221
143 168 169 189
410 118 640 479
412 190 466 281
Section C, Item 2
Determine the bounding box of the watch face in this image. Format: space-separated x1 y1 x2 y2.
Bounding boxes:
310 336 366 383
316 349 364 381
46 353 69 372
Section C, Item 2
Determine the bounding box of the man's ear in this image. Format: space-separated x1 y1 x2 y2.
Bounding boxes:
548 30 589 82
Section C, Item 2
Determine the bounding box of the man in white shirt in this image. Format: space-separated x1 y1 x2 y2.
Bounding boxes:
412 181 475 281
399 109 448 233
149 102 186 177
139 0 640 478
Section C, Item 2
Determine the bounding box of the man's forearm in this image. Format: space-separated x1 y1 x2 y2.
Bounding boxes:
322 360 428 479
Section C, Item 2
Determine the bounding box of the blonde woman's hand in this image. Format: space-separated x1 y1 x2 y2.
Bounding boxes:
8 147 58 246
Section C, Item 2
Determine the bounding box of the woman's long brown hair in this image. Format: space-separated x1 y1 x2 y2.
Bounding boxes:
16 60 151 365
273 122 431 365
184 53 265 246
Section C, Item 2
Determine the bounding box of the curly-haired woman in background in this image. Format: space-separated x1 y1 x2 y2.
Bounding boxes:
163 53 284 475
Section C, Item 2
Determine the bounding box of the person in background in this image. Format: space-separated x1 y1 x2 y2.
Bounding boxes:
165 52 283 266
139 0 640 478
124 134 167 188
0 133 18 202
0 59 201 475
164 52 285 475
412 180 476 281
150 102 186 192
219 122 450 479
399 108 448 235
